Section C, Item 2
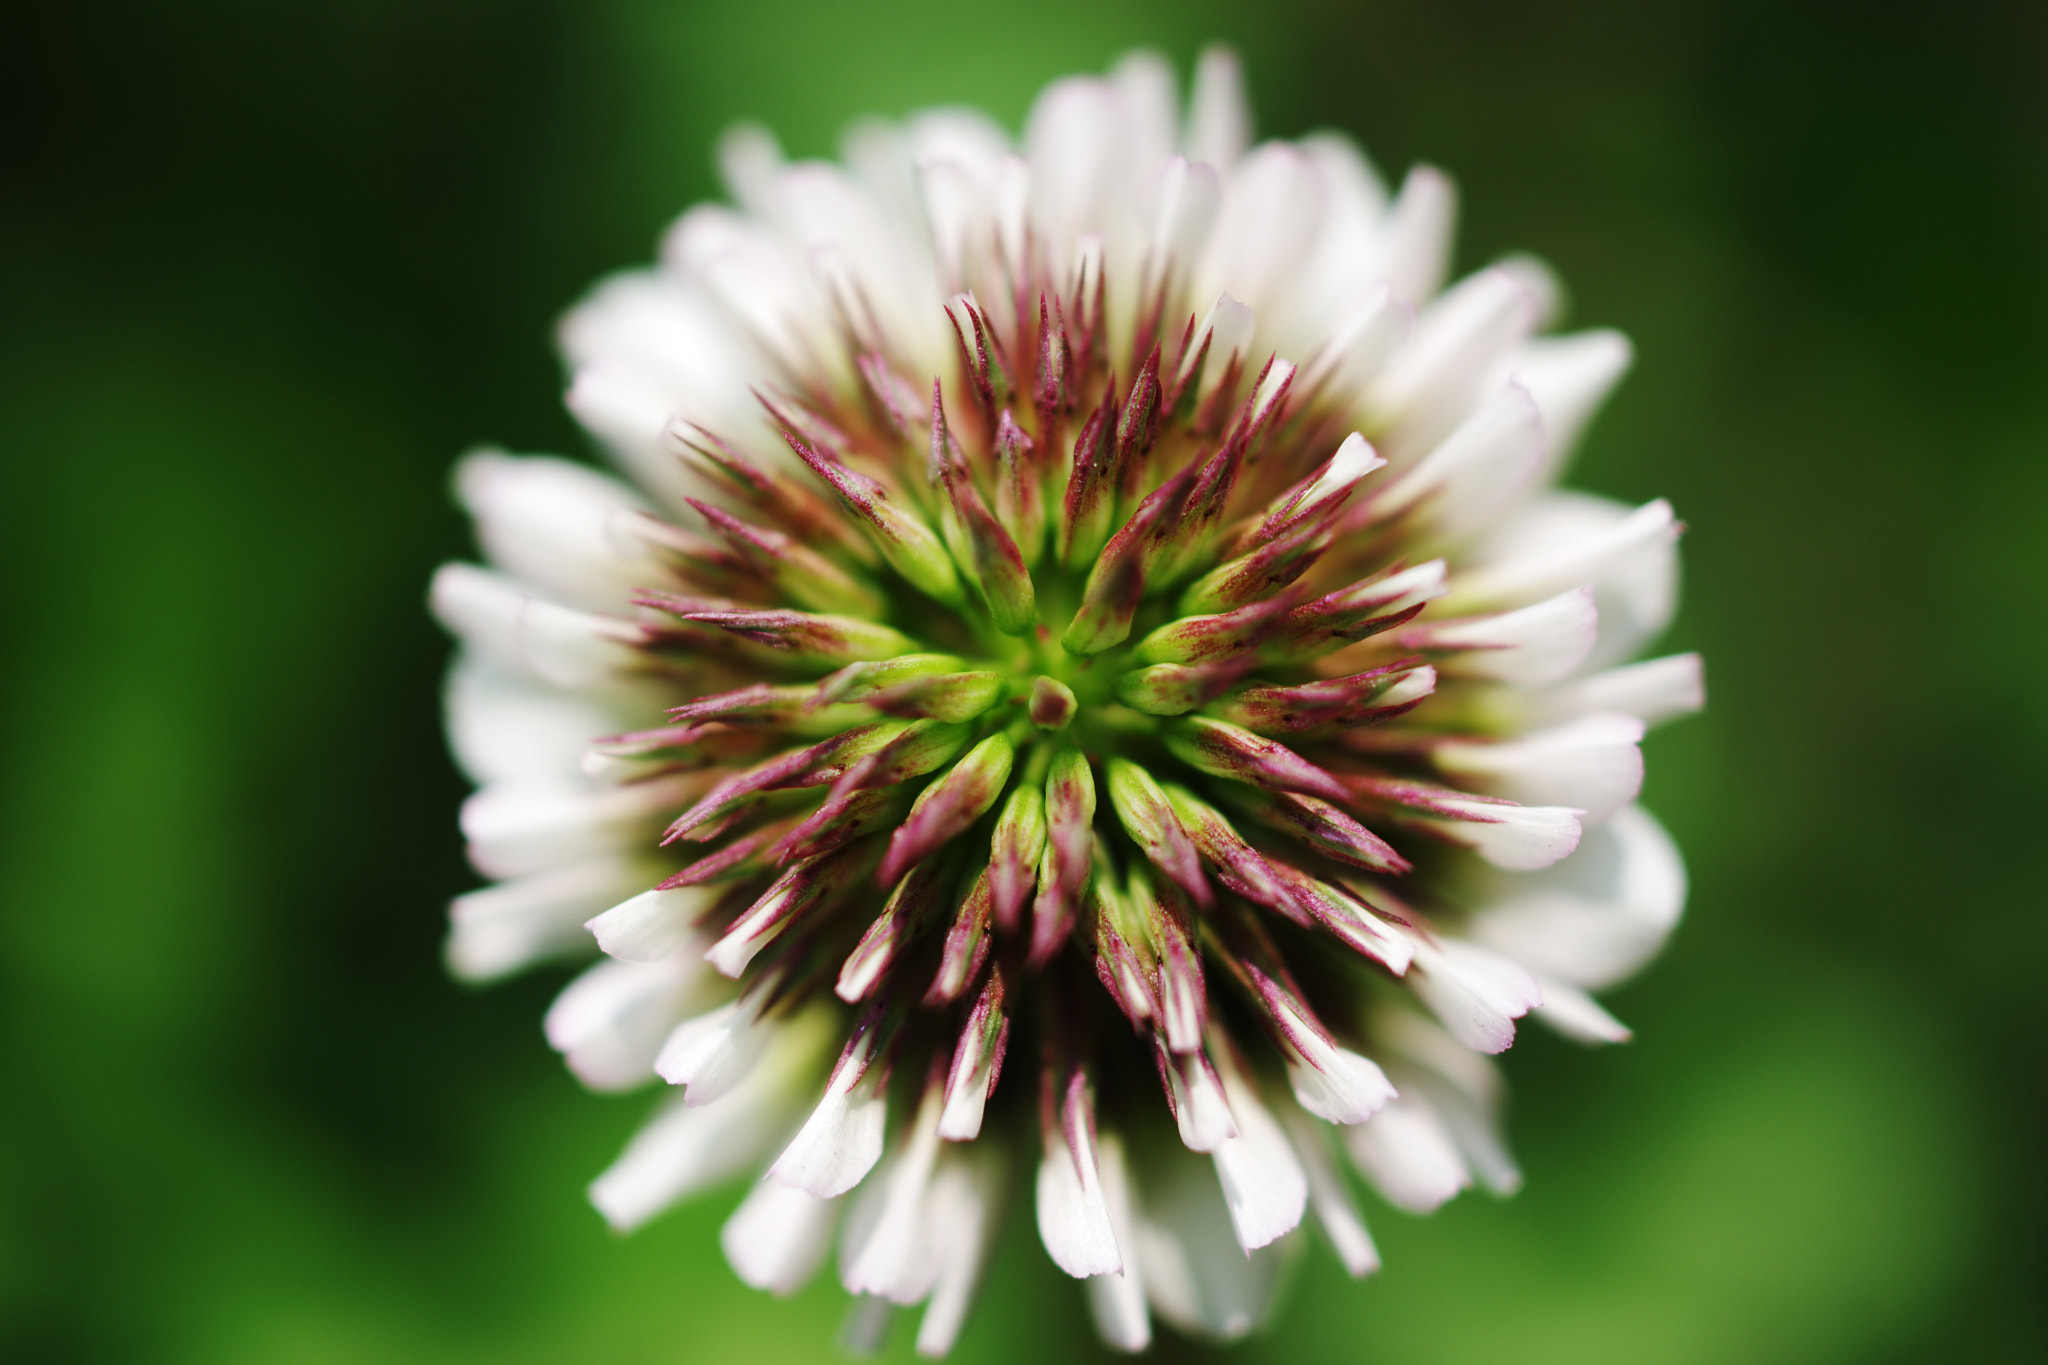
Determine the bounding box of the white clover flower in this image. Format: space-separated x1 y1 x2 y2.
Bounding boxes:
431 46 1700 1355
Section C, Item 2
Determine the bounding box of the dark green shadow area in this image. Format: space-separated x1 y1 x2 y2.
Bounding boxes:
3 2 2043 1362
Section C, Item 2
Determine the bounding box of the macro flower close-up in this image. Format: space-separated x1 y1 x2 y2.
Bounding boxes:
430 49 1698 1352
15 5 2047 1364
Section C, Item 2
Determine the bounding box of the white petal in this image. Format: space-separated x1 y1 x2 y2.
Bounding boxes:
1111 49 1179 169
562 361 685 500
1184 45 1250 168
445 854 652 982
1434 712 1646 823
590 1007 833 1232
1164 1050 1238 1152
1520 652 1706 729
1455 490 1680 667
453 450 664 613
1276 134 1392 348
1369 382 1547 546
1025 77 1132 260
585 881 722 963
1409 798 1584 870
715 120 784 218
914 1151 1003 1357
545 954 713 1093
1208 1041 1308 1251
1286 1045 1397 1126
1410 586 1599 685
1448 496 1679 615
843 1082 947 1302
722 1178 839 1296
1372 1009 1522 1196
1499 329 1633 479
1084 1134 1151 1354
1279 1106 1380 1278
1199 143 1325 330
654 993 780 1106
1036 1123 1122 1278
1533 976 1634 1044
1132 1151 1292 1342
1465 802 1687 988
1300 283 1409 401
558 272 764 502
1368 265 1539 462
1406 938 1544 1054
1373 164 1457 306
461 773 700 880
1145 156 1221 278
1341 1091 1470 1214
662 207 840 385
429 563 645 691
769 1031 890 1198
444 660 632 788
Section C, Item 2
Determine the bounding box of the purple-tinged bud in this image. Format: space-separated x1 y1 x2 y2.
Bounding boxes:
1030 746 1096 969
1131 587 1304 667
771 787 906 865
1104 758 1212 909
1029 676 1077 730
931 387 1037 636
1208 939 1396 1125
836 855 951 1001
988 785 1048 935
785 433 963 604
664 723 910 842
655 820 796 890
1218 786 1412 874
1256 560 1449 666
1265 863 1414 974
705 839 880 977
1127 868 1206 1053
878 733 1015 886
672 607 916 663
1161 783 1312 928
1171 294 1255 415
1034 292 1070 450
939 967 1011 1141
1237 431 1385 552
1162 716 1352 803
946 293 1014 421
1060 385 1119 568
1175 507 1338 616
823 720 975 803
1092 865 1159 1031
1212 659 1435 734
665 419 876 567
994 410 1046 567
585 723 773 779
669 683 866 735
1112 660 1253 716
683 498 883 617
856 351 929 439
1061 463 1196 655
1113 346 1164 501
812 654 1003 723
926 868 995 1006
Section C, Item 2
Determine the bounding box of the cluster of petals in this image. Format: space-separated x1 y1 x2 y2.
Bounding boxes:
432 47 1699 1355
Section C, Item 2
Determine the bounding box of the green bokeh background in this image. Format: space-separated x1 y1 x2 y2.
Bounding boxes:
5 2 2044 1361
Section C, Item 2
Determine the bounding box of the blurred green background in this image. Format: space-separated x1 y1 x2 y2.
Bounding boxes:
4 1 2044 1361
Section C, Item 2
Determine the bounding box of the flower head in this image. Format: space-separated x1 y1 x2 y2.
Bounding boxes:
433 47 1699 1355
